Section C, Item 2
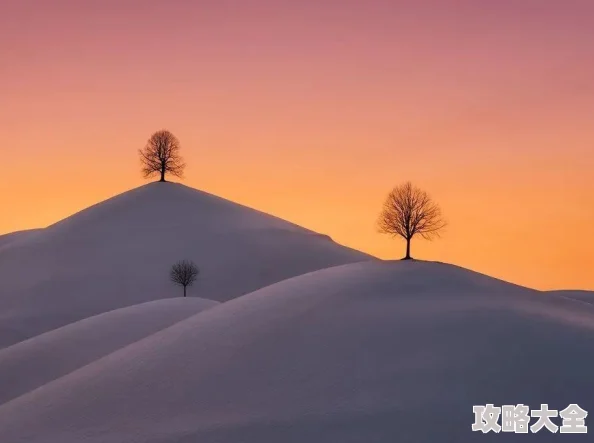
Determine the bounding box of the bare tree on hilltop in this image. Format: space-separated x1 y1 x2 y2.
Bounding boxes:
377 181 446 260
139 130 185 182
170 260 200 297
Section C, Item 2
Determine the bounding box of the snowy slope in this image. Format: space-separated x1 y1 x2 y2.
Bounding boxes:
1 261 592 443
0 297 217 406
0 182 372 348
546 290 594 305
0 229 41 250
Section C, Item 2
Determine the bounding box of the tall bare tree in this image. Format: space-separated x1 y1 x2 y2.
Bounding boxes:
377 182 446 260
170 260 199 297
139 130 185 182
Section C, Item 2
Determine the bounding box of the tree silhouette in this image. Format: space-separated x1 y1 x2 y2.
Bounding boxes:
139 130 185 182
377 182 446 260
170 260 199 297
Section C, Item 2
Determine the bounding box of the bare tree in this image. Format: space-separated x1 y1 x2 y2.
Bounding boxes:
139 130 186 182
170 260 199 297
377 182 446 260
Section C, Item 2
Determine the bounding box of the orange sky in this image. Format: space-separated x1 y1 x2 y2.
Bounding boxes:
1 0 593 290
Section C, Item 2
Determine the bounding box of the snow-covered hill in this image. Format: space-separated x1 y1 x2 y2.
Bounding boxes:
0 182 372 348
0 229 41 250
1 260 592 443
546 290 594 305
0 297 217 405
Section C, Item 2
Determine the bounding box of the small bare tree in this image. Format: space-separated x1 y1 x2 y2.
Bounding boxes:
170 260 199 297
139 130 185 182
377 181 446 260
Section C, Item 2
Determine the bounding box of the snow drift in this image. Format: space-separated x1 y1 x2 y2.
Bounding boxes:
0 229 41 250
1 260 592 443
0 182 371 348
547 290 594 305
0 297 217 406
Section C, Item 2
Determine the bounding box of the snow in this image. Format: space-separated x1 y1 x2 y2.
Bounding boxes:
0 182 371 348
0 297 217 406
1 260 593 443
546 290 594 305
0 229 41 250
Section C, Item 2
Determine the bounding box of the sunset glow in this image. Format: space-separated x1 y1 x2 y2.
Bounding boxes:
2 0 593 290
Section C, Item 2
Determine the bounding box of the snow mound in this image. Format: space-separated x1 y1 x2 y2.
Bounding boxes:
0 182 371 348
0 297 217 406
1 261 592 443
0 229 41 250
547 290 594 305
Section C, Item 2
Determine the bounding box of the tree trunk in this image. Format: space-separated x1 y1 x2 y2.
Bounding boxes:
183 286 187 297
403 237 412 260
159 168 166 182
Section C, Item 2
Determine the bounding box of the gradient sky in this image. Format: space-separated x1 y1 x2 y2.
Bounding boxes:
1 0 593 290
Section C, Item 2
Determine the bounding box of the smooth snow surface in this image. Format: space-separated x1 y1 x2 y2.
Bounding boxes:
0 182 371 348
547 290 594 305
0 229 41 250
1 261 592 443
0 297 217 405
